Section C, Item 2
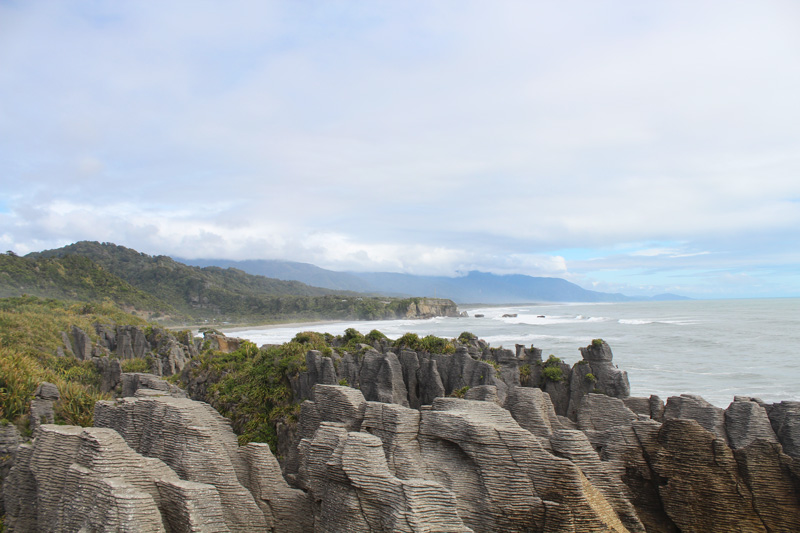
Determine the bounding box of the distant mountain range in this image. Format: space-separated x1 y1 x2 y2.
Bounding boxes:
177 257 689 304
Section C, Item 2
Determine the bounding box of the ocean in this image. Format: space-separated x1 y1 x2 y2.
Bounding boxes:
226 298 800 408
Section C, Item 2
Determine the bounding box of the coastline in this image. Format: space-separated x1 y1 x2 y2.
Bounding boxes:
218 319 347 335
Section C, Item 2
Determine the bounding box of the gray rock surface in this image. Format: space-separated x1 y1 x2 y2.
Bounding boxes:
70 325 92 360
663 394 728 442
3 424 225 532
121 372 186 398
463 384 502 405
549 429 645 532
94 355 123 393
768 401 800 459
28 382 59 433
297 384 633 532
58 324 200 379
359 349 409 406
7 334 800 533
725 397 779 449
504 386 563 439
94 395 270 531
566 341 630 420
577 393 638 432
0 424 21 515
299 422 471 532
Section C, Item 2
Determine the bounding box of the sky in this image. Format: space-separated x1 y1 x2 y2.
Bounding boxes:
1 1 799 299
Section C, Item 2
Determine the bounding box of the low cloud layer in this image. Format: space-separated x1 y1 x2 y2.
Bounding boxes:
2 1 799 298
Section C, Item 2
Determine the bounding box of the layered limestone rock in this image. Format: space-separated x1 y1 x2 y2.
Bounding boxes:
59 324 200 380
28 381 59 433
725 397 778 449
663 394 728 442
566 341 630 420
0 424 21 515
6 333 800 532
295 384 634 532
768 400 800 459
2 424 227 532
577 394 638 433
5 391 311 532
298 422 471 532
120 372 187 398
287 338 629 426
94 395 271 531
504 385 564 439
582 408 800 532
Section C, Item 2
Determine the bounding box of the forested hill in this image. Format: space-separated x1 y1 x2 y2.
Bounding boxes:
0 252 176 319
8 242 459 324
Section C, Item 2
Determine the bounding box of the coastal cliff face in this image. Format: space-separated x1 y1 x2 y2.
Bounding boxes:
399 297 462 319
3 340 800 531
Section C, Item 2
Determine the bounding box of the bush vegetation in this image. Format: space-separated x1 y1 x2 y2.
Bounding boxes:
0 296 139 431
541 354 565 383
457 331 477 344
519 364 532 385
393 332 455 354
449 386 470 398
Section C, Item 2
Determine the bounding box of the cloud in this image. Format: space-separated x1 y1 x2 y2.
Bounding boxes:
1 1 799 297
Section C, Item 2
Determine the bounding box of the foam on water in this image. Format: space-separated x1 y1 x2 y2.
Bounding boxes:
226 298 800 407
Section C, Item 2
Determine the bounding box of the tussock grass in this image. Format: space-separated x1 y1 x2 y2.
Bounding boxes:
0 296 142 431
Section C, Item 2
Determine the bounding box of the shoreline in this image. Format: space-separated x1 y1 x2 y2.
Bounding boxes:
218 320 347 334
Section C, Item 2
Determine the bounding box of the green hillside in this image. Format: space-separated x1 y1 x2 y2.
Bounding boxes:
0 252 177 319
17 242 458 325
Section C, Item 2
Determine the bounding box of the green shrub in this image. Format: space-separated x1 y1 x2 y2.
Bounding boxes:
121 357 151 373
592 338 604 347
542 366 564 383
55 381 108 427
393 332 421 349
544 354 562 367
394 332 455 354
585 373 597 383
450 386 470 398
519 364 532 385
419 335 455 354
194 334 334 451
457 331 477 344
342 328 366 344
365 329 388 343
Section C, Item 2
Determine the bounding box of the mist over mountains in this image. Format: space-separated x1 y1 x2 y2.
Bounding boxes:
177 257 688 304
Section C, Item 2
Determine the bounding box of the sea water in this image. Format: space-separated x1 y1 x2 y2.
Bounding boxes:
227 298 800 407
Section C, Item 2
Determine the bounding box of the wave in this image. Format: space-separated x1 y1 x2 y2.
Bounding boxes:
619 319 653 325
490 313 611 326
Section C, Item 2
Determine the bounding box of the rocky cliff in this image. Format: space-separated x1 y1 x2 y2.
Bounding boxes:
398 297 462 319
3 338 800 532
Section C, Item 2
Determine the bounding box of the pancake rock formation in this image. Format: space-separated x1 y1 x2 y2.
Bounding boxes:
4 339 800 532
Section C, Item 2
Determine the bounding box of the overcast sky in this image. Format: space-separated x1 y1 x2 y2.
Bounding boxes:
1 1 799 299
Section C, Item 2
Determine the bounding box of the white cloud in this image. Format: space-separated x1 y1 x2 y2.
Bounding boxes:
1 1 799 297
